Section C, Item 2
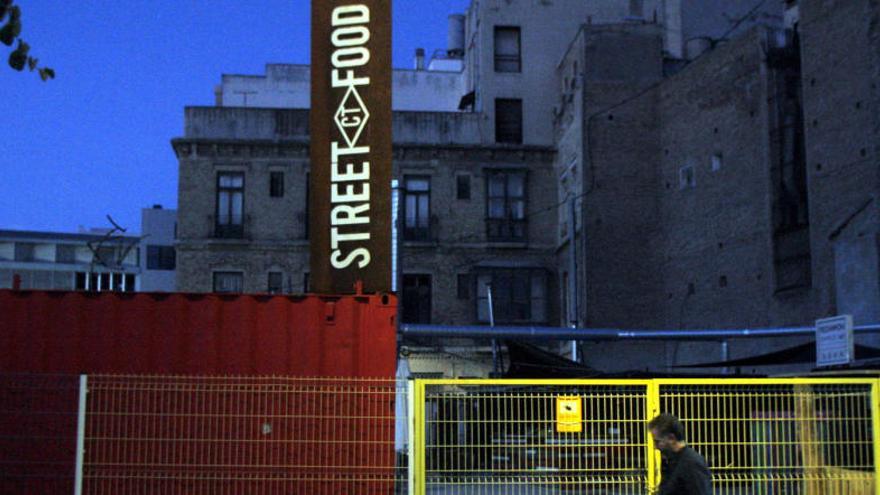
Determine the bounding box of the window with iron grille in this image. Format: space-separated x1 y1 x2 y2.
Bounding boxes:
267 271 283 294
216 173 244 238
402 274 432 324
495 98 523 144
456 174 471 200
457 273 471 299
404 176 431 241
486 170 527 241
213 271 243 293
146 245 176 270
269 171 284 198
494 26 521 72
475 268 546 324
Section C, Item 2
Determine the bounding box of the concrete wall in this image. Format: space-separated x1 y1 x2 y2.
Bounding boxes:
182 107 483 145
139 207 177 292
219 63 467 112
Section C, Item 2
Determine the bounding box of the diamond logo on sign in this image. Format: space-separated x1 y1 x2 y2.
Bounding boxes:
334 85 370 148
556 396 582 433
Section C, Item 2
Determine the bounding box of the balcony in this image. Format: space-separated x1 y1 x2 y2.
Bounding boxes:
208 214 250 241
403 215 439 244
486 218 527 243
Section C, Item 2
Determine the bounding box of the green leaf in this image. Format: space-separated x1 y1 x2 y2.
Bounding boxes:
0 21 14 46
8 38 28 70
0 0 11 23
38 67 54 81
27 55 36 70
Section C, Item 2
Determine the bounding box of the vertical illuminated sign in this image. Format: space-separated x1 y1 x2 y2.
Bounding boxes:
310 1 392 294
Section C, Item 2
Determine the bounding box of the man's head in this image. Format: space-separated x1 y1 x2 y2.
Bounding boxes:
648 413 685 453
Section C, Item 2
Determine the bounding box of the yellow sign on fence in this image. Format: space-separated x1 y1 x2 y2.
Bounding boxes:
556 395 582 432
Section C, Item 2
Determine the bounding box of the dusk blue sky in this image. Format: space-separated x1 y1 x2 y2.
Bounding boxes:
1 1 470 233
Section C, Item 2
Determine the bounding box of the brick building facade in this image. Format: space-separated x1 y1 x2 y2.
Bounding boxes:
173 0 878 374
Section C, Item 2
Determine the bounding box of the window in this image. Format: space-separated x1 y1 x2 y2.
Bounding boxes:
494 26 521 72
267 271 283 294
679 165 695 189
216 172 244 238
495 99 523 144
14 242 35 262
213 271 243 293
146 245 176 270
270 171 284 198
402 274 432 324
403 176 431 241
457 274 471 299
456 175 471 200
475 268 546 324
74 271 134 291
56 244 76 263
486 170 527 241
629 0 644 17
711 153 723 172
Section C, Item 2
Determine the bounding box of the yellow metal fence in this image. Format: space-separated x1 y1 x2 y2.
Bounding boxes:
412 378 880 495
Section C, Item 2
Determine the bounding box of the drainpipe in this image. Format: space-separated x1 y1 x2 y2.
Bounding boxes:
721 339 729 374
568 197 579 362
488 284 500 375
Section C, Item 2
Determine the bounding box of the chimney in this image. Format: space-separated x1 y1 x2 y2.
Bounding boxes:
447 14 465 58
414 48 425 70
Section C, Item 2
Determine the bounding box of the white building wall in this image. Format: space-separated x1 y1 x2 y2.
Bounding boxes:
219 64 466 112
139 207 177 292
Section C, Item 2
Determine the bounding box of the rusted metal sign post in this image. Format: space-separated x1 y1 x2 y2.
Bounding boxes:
310 0 392 294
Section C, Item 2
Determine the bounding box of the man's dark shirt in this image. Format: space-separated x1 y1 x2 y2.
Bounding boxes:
657 446 712 495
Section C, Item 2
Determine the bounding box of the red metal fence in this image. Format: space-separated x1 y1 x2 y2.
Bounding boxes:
0 374 405 494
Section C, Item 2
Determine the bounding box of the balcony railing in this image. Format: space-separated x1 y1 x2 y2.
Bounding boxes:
486 218 527 242
208 214 250 240
403 215 439 243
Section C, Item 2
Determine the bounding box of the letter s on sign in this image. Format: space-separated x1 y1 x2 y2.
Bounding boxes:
331 248 371 269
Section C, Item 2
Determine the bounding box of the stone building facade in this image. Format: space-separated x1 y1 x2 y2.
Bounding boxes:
173 107 559 327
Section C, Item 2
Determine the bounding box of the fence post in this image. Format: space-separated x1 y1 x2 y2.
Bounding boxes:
646 380 660 494
74 374 87 495
407 379 415 495
412 380 426 495
873 379 880 495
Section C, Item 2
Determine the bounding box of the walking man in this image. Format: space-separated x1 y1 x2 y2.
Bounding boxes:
648 413 712 495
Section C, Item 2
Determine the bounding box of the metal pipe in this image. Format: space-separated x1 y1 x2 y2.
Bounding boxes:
399 323 880 341
488 284 500 375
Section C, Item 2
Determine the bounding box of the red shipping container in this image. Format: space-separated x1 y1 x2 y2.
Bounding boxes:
0 289 399 494
0 289 397 376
